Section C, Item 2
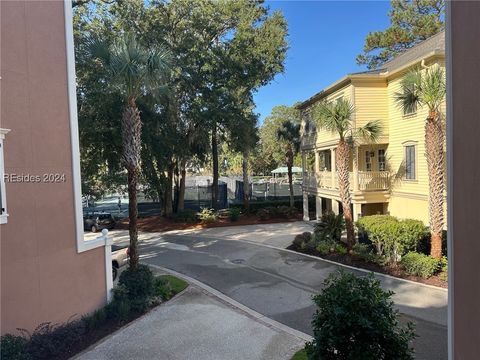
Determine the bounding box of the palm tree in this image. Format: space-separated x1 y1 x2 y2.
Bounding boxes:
313 99 381 250
277 121 301 208
87 33 170 270
395 66 446 259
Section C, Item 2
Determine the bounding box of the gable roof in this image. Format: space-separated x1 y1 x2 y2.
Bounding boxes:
297 30 445 110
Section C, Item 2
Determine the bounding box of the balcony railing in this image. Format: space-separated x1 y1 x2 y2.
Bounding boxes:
303 171 389 192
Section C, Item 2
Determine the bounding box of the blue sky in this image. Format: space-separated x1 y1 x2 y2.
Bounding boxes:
254 0 391 123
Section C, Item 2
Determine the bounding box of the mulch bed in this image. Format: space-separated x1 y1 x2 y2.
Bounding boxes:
287 246 448 289
116 213 303 233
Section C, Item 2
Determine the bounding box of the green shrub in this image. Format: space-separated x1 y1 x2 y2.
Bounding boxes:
0 334 29 360
335 243 348 255
305 271 415 360
293 232 312 250
229 208 241 221
174 209 197 223
230 199 303 213
314 211 345 242
21 321 85 360
199 208 218 223
276 205 298 218
401 252 440 278
106 285 132 321
118 265 155 312
82 307 107 332
352 243 385 265
153 277 173 301
257 207 273 220
316 240 334 255
357 215 428 263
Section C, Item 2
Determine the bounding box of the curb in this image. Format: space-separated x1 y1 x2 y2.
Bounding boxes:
162 232 448 293
147 263 313 343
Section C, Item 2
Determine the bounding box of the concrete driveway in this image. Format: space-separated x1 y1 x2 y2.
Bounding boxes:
76 286 305 360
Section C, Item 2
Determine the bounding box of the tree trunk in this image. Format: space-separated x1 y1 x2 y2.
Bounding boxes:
178 159 186 211
286 148 294 208
242 150 250 211
212 124 219 209
122 101 142 271
336 140 355 250
173 162 179 213
165 162 174 217
425 112 445 259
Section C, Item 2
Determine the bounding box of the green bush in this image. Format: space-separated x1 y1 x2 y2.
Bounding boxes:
106 284 132 321
82 307 107 332
276 205 298 218
314 211 345 243
335 243 348 255
352 243 385 265
153 276 173 301
230 199 303 213
173 209 197 223
305 271 415 360
292 232 312 250
0 334 29 360
118 265 155 312
316 240 334 255
199 208 218 223
401 252 440 278
21 321 85 360
357 215 428 263
229 208 241 221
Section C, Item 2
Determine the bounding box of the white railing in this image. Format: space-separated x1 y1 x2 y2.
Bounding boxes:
358 171 390 191
304 171 389 192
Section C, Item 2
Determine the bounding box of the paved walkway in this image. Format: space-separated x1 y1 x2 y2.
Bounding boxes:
76 286 305 360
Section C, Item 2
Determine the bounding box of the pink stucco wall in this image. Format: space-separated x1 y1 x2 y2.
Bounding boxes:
0 1 107 334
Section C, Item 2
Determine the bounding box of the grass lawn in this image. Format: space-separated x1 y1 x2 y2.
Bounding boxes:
291 349 307 360
158 275 189 296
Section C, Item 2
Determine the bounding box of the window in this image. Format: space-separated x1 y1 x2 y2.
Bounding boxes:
403 84 417 115
365 151 372 171
405 145 416 180
0 129 9 224
378 149 386 171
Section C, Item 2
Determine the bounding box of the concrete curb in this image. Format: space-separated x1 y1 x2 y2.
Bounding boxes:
163 232 448 293
147 263 313 343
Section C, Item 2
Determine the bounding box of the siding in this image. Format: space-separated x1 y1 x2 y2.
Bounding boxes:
353 80 389 138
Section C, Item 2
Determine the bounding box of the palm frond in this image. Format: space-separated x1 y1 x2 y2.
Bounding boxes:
313 98 354 138
355 120 383 143
394 68 421 114
421 66 445 112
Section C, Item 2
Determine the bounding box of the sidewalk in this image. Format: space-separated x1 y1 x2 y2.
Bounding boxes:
75 286 306 360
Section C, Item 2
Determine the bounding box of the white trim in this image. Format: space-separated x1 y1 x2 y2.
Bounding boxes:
0 129 10 224
445 1 454 358
63 0 85 253
64 1 112 300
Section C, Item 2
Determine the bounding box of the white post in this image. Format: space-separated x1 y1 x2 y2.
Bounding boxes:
353 203 362 222
316 196 323 220
332 199 339 215
99 229 113 302
303 191 309 221
314 150 320 173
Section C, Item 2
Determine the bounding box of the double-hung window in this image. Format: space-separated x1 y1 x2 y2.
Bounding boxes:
365 151 372 171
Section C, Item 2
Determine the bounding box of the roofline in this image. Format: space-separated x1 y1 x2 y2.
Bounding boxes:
296 50 445 111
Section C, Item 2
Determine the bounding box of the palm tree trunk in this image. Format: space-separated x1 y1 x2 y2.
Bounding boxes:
212 124 219 210
287 149 294 208
426 112 445 259
122 101 142 271
178 159 186 211
337 140 355 249
242 150 250 211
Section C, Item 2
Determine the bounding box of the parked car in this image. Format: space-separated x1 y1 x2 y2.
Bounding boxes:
111 244 129 281
83 212 116 233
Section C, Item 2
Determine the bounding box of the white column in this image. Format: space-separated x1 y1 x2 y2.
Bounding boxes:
353 203 362 222
331 199 339 215
331 148 336 188
316 196 323 220
314 150 320 173
303 191 309 221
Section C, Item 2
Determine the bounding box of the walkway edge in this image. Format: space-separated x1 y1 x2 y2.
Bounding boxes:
147 263 314 343
168 232 448 293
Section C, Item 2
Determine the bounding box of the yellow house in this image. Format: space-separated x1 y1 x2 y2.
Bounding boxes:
298 31 445 225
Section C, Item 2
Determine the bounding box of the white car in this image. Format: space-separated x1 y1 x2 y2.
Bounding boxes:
111 245 129 281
